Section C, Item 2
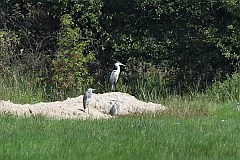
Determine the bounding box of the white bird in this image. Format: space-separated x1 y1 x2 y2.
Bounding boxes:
109 61 125 91
109 100 121 116
83 88 96 113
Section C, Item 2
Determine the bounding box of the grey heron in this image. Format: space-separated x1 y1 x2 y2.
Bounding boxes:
109 100 121 116
110 61 125 91
83 88 96 113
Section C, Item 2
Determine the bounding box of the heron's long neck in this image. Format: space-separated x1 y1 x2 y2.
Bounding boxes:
115 65 121 73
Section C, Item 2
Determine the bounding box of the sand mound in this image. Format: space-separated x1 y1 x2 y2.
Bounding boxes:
0 92 166 120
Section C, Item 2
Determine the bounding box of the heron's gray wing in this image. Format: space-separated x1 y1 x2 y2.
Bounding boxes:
83 92 88 109
110 70 118 84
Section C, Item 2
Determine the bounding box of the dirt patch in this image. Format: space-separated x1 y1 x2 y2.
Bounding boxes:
0 92 166 120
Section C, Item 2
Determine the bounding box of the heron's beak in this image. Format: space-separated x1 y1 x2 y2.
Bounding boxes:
120 63 125 66
92 89 97 91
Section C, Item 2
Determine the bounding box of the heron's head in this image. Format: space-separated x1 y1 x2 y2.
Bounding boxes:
87 88 96 92
115 61 125 67
110 100 122 106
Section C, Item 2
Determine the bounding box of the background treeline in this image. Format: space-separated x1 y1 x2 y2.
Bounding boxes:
0 0 239 101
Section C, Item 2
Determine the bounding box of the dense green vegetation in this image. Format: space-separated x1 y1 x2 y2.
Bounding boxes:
1 111 240 160
0 0 239 100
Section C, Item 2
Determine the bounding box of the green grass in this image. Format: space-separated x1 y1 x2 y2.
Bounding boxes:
0 72 240 159
1 111 240 160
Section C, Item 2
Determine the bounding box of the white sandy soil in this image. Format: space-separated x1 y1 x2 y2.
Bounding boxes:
0 92 166 120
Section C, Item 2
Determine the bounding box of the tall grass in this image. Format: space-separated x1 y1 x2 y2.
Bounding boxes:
107 71 169 103
204 73 240 102
1 114 240 160
0 73 45 104
0 73 89 103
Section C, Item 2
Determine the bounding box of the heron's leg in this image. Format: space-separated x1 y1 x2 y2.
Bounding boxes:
110 84 114 92
112 84 115 92
85 101 89 113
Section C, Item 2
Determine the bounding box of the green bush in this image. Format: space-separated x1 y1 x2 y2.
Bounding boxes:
0 30 19 75
52 14 96 91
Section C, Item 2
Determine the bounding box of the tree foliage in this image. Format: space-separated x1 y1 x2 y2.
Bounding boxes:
0 1 59 76
52 13 95 90
0 0 239 93
101 0 240 91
